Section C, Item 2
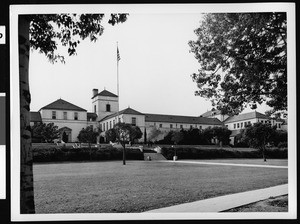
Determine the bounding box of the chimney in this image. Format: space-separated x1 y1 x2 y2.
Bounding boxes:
92 88 98 97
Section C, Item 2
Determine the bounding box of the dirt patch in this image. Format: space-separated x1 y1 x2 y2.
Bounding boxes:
224 195 288 212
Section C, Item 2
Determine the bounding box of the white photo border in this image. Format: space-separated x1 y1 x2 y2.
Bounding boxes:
10 3 296 221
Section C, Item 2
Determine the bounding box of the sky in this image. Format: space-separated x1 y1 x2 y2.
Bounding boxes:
29 12 270 116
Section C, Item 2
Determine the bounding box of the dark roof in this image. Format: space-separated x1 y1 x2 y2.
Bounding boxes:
30 112 42 122
200 110 222 117
100 107 144 121
92 90 118 99
224 111 269 123
87 112 98 121
40 99 87 112
145 113 223 125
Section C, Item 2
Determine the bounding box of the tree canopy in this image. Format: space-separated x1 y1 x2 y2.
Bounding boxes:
31 122 60 143
77 126 99 145
242 122 276 161
28 13 128 62
189 13 287 115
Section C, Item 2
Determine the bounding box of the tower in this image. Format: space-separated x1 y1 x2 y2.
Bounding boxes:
91 88 119 121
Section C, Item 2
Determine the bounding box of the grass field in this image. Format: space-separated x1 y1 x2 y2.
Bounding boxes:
33 159 288 213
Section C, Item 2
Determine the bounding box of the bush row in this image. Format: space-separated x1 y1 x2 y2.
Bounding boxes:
161 147 287 160
33 145 144 163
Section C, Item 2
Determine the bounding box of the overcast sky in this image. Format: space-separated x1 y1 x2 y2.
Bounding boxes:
29 12 271 116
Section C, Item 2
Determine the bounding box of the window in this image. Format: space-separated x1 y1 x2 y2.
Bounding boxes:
170 124 173 128
279 124 281 128
132 117 136 126
248 121 251 125
234 124 236 129
106 122 108 130
180 125 183 129
241 122 243 128
190 125 193 129
94 105 96 113
100 123 102 131
106 104 111 112
110 121 112 129
159 124 162 128
199 126 202 130
244 122 247 127
63 112 67 120
237 123 240 128
113 120 115 126
52 111 56 119
74 112 78 120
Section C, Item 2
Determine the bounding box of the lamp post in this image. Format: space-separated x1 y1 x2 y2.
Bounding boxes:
172 145 177 161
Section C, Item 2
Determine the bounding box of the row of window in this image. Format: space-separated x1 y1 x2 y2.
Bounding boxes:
101 117 137 131
154 123 204 130
52 111 78 120
231 120 275 129
233 121 251 129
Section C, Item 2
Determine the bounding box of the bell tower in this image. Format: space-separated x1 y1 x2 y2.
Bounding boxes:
91 88 119 121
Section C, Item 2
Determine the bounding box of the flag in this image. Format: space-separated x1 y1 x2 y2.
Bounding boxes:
117 46 121 61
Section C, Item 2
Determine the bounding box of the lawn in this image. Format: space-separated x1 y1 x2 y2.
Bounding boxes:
33 160 288 213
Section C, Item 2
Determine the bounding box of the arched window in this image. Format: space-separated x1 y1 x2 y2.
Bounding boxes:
106 104 111 112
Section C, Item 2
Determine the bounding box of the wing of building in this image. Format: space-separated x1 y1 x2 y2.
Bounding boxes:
30 89 286 144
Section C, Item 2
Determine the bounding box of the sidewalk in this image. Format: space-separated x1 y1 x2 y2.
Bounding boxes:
145 184 288 213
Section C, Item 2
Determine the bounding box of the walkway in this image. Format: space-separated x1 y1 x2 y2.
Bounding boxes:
161 160 288 169
145 184 288 213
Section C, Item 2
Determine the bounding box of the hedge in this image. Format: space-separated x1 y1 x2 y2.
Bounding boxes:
161 147 287 160
33 145 144 163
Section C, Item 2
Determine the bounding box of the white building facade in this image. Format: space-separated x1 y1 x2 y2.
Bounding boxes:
30 89 287 144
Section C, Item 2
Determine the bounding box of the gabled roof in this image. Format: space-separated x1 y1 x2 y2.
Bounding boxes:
40 99 87 112
100 107 144 122
92 90 118 99
224 111 269 123
30 111 42 122
145 113 222 125
200 109 222 117
87 112 98 121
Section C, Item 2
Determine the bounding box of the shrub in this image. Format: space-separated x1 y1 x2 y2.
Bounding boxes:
33 145 144 163
160 147 287 160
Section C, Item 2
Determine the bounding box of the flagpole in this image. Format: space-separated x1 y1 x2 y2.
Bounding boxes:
117 42 120 124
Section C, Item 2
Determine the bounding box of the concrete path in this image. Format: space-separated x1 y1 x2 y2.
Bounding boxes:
145 184 288 213
161 160 288 169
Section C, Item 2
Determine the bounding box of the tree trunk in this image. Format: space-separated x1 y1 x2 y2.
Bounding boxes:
122 143 126 165
19 15 35 214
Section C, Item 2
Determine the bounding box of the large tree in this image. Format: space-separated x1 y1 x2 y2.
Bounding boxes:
189 13 287 115
19 13 128 213
113 123 135 165
242 122 276 161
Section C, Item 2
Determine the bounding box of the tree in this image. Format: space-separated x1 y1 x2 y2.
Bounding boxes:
171 131 184 145
105 128 117 143
77 126 100 161
19 13 128 213
211 126 232 147
189 13 287 115
77 126 99 147
242 123 276 161
114 123 134 165
32 122 60 143
147 127 162 142
130 126 143 144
